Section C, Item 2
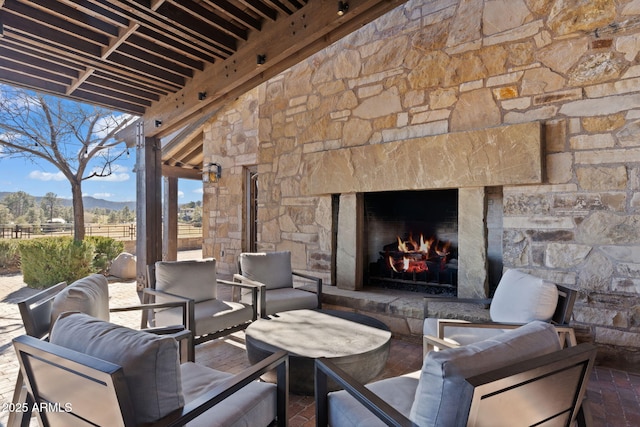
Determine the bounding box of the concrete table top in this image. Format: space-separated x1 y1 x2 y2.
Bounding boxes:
245 309 391 395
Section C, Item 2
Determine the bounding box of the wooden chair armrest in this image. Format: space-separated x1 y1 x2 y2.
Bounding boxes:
164 350 289 426
434 321 577 348
293 271 323 309
315 357 416 427
422 335 460 349
435 319 520 340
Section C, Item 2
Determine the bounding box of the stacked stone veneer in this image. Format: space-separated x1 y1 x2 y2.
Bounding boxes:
203 0 640 370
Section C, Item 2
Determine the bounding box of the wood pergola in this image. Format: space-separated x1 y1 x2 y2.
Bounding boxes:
0 0 406 285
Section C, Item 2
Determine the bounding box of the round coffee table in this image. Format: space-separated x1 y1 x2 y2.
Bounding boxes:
245 309 391 395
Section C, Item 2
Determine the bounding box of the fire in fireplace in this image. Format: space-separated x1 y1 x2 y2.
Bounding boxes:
364 190 458 294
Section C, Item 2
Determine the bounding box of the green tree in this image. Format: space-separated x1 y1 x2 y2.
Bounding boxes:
24 206 44 226
120 206 135 222
107 211 119 224
192 205 202 223
59 206 74 223
3 191 34 218
41 192 61 222
0 204 13 225
0 87 134 241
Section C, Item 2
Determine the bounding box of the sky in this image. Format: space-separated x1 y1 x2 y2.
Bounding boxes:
0 153 204 203
0 85 204 204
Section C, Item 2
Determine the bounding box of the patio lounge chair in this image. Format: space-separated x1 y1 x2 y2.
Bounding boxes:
315 321 596 427
9 275 191 427
144 258 258 357
422 269 578 355
14 312 288 427
234 251 322 318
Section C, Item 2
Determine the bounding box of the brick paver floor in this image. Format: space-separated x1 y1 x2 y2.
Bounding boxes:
1 251 638 426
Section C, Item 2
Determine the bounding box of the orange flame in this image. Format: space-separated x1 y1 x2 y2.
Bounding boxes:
389 232 449 273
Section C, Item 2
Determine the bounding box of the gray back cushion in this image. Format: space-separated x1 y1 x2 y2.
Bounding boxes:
490 269 558 323
239 251 293 289
50 274 110 326
155 258 217 302
50 312 184 425
410 321 561 426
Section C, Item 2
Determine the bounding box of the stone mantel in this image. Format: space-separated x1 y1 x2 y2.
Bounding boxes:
301 122 543 195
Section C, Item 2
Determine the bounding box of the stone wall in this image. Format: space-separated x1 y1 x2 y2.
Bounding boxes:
204 0 640 370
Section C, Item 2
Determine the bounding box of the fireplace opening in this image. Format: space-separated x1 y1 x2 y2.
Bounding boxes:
363 190 458 295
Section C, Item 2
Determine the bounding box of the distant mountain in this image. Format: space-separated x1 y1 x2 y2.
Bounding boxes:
0 192 135 211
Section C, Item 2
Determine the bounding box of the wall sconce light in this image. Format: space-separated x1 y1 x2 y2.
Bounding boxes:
256 54 266 65
155 119 162 127
202 162 222 183
337 1 349 16
198 91 207 100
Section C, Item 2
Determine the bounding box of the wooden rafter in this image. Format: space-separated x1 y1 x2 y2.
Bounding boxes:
0 0 408 174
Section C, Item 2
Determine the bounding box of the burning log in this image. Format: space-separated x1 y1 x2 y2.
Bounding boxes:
383 232 451 274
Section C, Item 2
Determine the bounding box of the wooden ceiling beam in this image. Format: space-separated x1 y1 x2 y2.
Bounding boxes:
87 74 161 101
201 0 262 31
134 27 219 63
138 0 408 140
89 0 238 54
126 34 204 70
165 0 248 40
161 164 202 180
239 0 278 21
0 44 79 77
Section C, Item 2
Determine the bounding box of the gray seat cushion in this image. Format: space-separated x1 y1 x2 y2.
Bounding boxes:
50 312 183 425
156 298 254 336
423 317 507 347
328 372 420 427
181 362 277 427
241 287 318 316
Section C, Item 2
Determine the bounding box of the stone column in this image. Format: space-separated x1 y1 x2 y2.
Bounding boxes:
457 187 488 298
336 193 363 290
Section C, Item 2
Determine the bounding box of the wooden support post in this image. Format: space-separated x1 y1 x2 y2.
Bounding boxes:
135 121 162 290
163 176 178 261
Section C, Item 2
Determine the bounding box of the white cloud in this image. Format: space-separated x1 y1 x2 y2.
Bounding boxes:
88 164 130 182
93 193 113 199
28 170 66 181
178 191 185 198
193 188 204 194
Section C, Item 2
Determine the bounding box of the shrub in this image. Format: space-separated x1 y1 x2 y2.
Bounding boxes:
18 237 95 288
0 240 20 272
86 236 124 274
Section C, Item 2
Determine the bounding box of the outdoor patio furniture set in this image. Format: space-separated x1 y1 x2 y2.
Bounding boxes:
9 251 593 426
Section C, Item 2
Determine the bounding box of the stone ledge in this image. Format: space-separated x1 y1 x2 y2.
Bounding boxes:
302 284 494 341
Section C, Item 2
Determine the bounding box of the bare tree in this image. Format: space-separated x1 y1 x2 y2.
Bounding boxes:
0 87 134 240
